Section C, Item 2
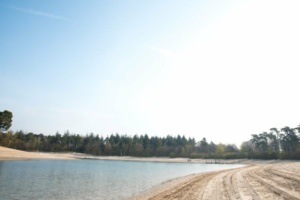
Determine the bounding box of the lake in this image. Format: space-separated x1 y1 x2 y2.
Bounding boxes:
0 159 243 200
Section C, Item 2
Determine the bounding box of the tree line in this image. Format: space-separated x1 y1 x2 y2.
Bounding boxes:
0 110 299 159
0 129 299 159
241 126 300 159
0 130 241 158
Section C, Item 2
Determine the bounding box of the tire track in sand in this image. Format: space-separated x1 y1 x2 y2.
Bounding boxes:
134 162 300 200
148 171 222 200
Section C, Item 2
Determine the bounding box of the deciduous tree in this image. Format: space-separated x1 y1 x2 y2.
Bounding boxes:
0 110 13 131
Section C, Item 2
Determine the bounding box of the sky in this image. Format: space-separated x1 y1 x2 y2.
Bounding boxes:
1 0 300 146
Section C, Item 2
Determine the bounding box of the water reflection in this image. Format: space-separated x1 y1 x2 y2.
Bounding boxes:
0 160 243 200
0 162 3 176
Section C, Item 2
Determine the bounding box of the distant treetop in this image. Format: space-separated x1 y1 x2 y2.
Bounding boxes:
0 110 13 131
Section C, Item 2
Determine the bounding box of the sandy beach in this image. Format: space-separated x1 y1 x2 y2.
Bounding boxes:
0 146 77 160
1 146 300 199
0 146 241 164
133 161 300 200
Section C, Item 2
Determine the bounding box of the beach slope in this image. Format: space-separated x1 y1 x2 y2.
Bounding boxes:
134 161 300 200
0 146 76 160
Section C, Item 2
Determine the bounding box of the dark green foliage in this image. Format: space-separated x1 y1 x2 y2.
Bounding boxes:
249 125 300 159
0 110 13 131
0 131 243 159
0 131 200 157
1 122 300 160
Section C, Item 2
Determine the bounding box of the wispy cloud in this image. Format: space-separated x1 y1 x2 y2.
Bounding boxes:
10 5 70 21
149 46 178 59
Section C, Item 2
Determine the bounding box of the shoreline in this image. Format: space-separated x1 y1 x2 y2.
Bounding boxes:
132 161 300 200
131 167 242 200
2 146 300 199
0 146 77 160
0 146 246 164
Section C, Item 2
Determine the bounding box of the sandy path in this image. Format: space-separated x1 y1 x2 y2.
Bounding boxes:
134 162 300 200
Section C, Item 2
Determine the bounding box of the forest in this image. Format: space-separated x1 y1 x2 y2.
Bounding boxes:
0 110 300 159
0 126 299 159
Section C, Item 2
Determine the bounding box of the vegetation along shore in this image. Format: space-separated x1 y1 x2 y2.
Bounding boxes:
1 124 300 160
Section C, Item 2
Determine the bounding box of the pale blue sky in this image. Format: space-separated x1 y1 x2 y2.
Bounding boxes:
1 0 300 146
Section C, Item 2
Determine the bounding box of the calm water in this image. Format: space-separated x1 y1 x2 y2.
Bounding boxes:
0 159 243 200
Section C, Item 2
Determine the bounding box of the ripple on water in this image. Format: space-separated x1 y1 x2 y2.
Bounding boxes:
0 159 244 200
